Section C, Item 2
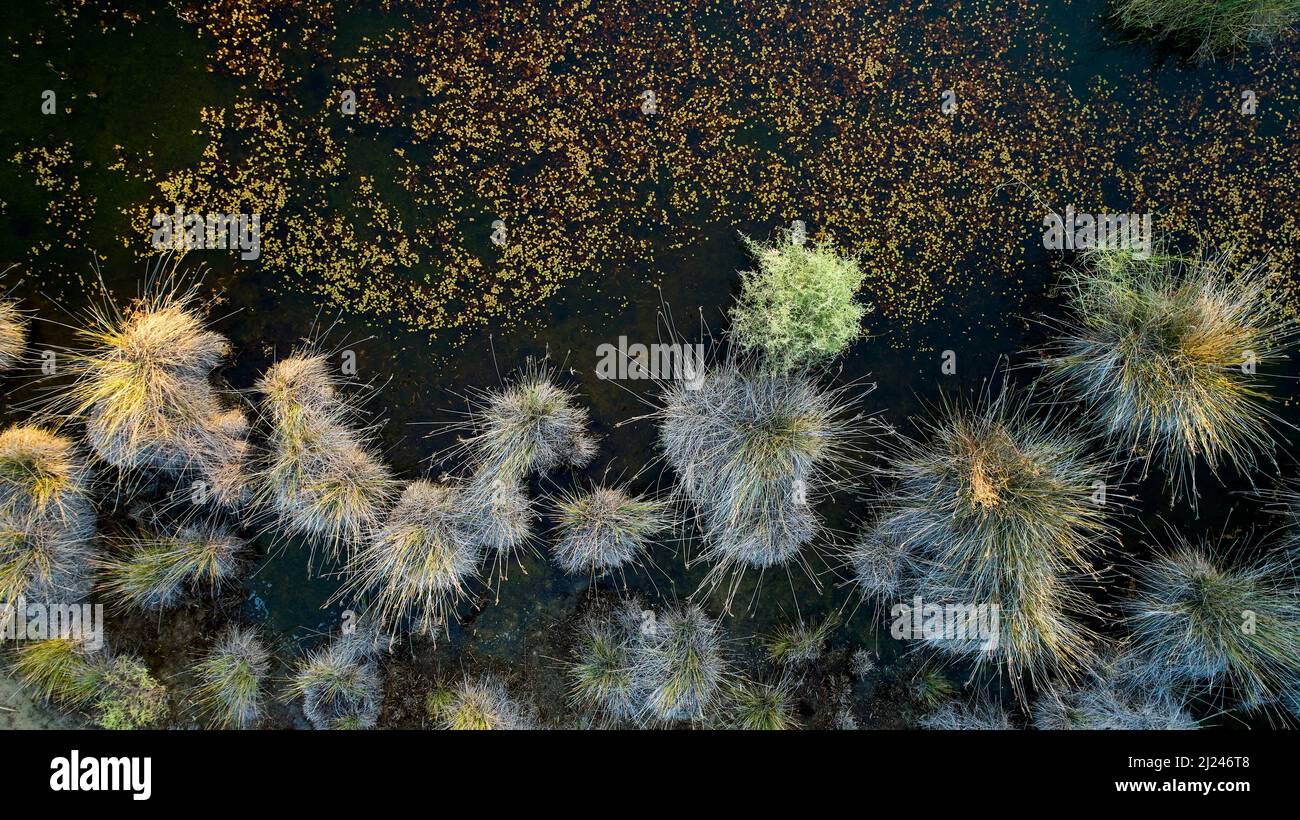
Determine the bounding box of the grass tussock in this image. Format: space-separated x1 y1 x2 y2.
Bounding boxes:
659 359 869 584
457 361 596 483
288 631 383 730
765 614 837 666
345 479 483 637
549 485 668 577
1044 247 1294 503
720 677 800 730
868 385 1114 695
11 640 168 729
1126 537 1300 709
192 625 271 729
428 675 533 730
0 425 97 604
1114 0 1300 61
98 524 245 610
0 299 29 370
256 352 395 558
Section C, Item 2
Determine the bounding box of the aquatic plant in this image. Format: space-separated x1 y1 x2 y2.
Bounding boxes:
765 614 837 666
289 632 383 730
873 385 1112 693
568 609 640 722
0 299 28 370
729 232 870 373
721 677 800 730
458 362 596 482
98 524 245 610
1044 247 1293 502
256 353 395 556
633 602 727 723
95 655 169 730
192 625 272 729
1113 0 1300 60
429 675 533 730
346 480 483 636
0 426 97 604
549 485 667 577
658 360 866 583
919 699 1014 730
1126 538 1300 708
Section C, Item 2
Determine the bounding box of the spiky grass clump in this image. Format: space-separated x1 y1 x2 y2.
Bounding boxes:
10 637 102 706
550 486 667 576
62 279 236 473
1127 539 1300 708
1045 249 1292 502
429 675 532 730
569 613 639 722
99 524 245 610
874 387 1112 693
0 426 97 604
256 353 395 557
289 633 383 730
0 299 29 370
913 669 957 710
765 614 837 666
846 513 921 601
1032 680 1198 730
730 232 870 373
720 677 800 729
634 603 727 723
347 480 483 636
1114 0 1299 60
458 364 597 483
458 471 535 556
192 625 271 729
920 699 1014 730
659 360 865 578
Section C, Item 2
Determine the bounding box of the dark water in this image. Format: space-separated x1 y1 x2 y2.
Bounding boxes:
1 0 1296 725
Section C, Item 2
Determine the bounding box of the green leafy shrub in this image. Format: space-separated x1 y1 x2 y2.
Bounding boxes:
730 233 870 372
